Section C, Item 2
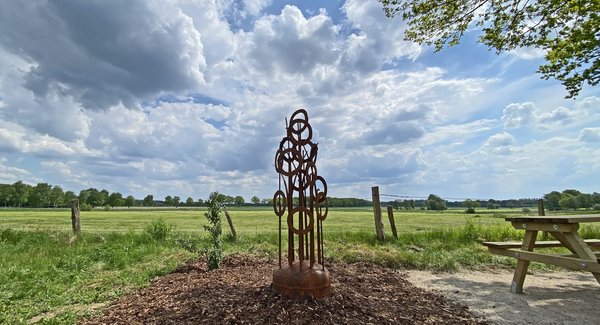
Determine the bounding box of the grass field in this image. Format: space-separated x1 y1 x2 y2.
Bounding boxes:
2 207 600 324
0 206 523 235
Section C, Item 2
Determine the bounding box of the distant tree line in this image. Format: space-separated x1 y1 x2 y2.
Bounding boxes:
2 181 598 211
392 191 600 212
543 189 600 211
0 181 236 209
0 180 289 209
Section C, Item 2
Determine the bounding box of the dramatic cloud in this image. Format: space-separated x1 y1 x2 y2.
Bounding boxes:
0 0 206 110
0 0 598 201
343 0 422 63
248 5 339 75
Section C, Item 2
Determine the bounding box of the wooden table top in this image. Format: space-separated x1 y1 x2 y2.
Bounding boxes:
506 215 600 224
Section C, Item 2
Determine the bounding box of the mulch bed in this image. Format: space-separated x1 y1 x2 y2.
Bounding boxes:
82 255 487 324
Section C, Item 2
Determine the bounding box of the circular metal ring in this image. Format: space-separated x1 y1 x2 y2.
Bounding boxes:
314 176 327 199
291 169 311 191
287 119 312 145
272 190 286 217
315 191 328 221
275 148 301 177
287 206 314 235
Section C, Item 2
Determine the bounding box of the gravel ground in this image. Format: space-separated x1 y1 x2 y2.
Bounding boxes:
405 268 600 325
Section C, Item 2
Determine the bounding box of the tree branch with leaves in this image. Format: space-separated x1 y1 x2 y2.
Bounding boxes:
380 0 600 98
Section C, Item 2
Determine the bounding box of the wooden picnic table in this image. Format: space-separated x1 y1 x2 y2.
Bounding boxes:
483 215 600 293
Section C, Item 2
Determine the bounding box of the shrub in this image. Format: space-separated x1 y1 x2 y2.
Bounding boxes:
144 218 173 241
80 203 92 211
593 204 600 211
465 207 476 214
460 221 478 242
522 208 531 214
204 192 223 270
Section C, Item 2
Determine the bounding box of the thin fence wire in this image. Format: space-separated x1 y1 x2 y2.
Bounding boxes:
379 193 497 201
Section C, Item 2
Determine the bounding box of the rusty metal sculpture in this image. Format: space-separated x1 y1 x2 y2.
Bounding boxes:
272 108 331 299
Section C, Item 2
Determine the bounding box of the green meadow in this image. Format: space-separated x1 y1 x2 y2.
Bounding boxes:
2 207 600 324
1 206 519 234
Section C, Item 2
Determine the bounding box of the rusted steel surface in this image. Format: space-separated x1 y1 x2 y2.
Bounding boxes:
272 108 331 299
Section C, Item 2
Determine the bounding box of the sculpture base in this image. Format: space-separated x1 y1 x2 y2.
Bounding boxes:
272 260 331 299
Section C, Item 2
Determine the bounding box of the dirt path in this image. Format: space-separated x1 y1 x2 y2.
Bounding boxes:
405 269 600 324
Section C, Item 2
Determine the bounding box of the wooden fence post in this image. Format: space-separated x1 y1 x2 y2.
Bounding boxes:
222 205 238 241
538 199 548 240
371 186 385 241
386 206 398 239
71 199 81 233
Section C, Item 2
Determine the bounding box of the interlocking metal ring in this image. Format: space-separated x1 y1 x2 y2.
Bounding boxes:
287 206 314 235
272 190 286 217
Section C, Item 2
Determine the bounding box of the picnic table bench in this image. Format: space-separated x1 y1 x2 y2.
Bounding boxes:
482 215 600 293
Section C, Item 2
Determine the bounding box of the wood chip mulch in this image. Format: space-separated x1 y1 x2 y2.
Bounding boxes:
82 255 487 324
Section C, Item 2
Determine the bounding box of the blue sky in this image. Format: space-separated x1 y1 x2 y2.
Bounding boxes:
0 0 599 201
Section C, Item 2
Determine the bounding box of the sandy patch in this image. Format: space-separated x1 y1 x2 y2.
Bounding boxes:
405 269 600 324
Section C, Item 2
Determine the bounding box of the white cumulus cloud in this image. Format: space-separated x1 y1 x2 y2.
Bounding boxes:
501 102 535 128
579 128 600 143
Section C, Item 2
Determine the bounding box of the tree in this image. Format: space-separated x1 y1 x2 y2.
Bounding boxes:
593 192 600 205
559 194 578 210
563 189 582 197
100 189 109 205
143 194 154 207
544 191 563 210
0 184 15 207
186 197 194 206
164 195 173 206
251 196 261 205
217 194 234 205
29 183 52 207
64 191 77 203
464 199 481 213
487 202 500 209
78 189 91 206
576 193 592 209
124 195 135 208
49 185 65 207
380 0 600 98
427 194 447 210
173 196 181 207
86 188 106 207
234 196 245 206
107 192 124 207
13 181 30 207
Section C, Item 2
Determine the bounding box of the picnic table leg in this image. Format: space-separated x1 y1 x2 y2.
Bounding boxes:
549 231 576 253
511 230 538 293
562 232 600 284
